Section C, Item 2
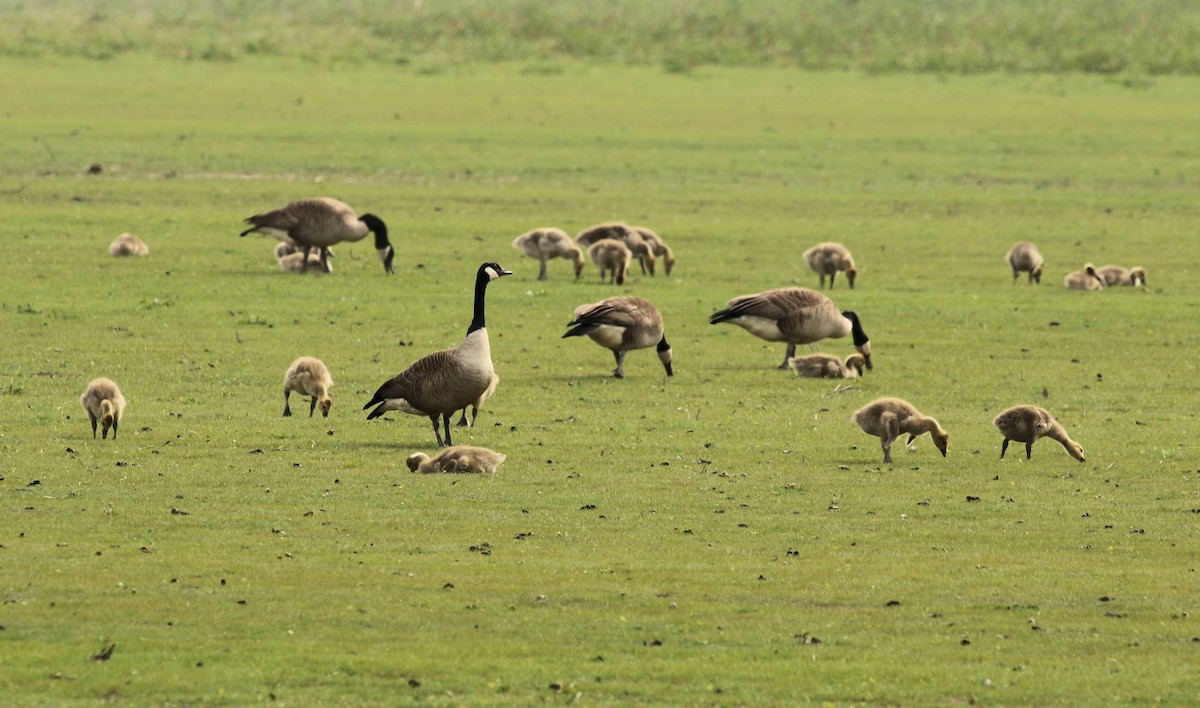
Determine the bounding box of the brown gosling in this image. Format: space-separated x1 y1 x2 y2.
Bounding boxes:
275 242 331 273
364 263 512 448
456 373 499 427
240 197 394 274
283 356 334 418
803 242 858 289
787 352 866 379
406 446 507 474
709 287 872 370
108 233 149 257
993 404 1085 462
563 296 673 379
576 222 656 275
588 238 632 285
1096 265 1147 287
1005 241 1043 284
852 397 949 463
1064 263 1106 290
632 226 676 276
80 378 126 440
512 228 585 280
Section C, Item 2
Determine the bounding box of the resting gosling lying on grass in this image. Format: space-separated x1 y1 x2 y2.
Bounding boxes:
1096 265 1146 287
1064 264 1105 290
993 404 1085 461
852 397 948 463
1005 241 1043 284
406 446 507 474
787 352 865 379
108 233 149 257
275 242 331 273
283 356 334 417
80 378 126 439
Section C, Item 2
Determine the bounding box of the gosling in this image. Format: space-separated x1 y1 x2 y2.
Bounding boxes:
512 228 585 280
993 404 1086 462
588 238 632 285
80 378 126 440
108 234 149 257
803 242 858 289
852 397 949 464
406 446 507 474
787 352 866 379
283 356 334 417
1064 264 1105 290
1005 241 1043 284
275 242 331 273
1096 265 1147 287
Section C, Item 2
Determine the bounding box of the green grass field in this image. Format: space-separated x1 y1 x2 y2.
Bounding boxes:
2 43 1199 706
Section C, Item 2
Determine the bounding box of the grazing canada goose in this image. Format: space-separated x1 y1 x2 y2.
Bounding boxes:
240 197 394 274
1064 263 1106 290
563 296 673 379
803 242 857 289
275 242 331 273
363 262 512 447
406 446 507 474
456 373 499 427
283 356 334 418
993 404 1086 462
1005 241 1044 284
108 233 149 257
512 228 585 280
80 378 126 440
632 226 676 276
587 239 632 285
852 397 949 464
787 352 866 379
576 222 656 275
1096 265 1147 287
709 287 872 370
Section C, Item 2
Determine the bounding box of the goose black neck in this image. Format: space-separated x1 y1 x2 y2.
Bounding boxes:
360 214 390 249
467 267 492 335
843 311 870 347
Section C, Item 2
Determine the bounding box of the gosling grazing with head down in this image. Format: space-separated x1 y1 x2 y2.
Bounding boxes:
587 239 632 285
108 234 149 257
632 226 675 276
852 397 949 464
512 228 585 280
80 378 126 440
241 197 394 274
993 404 1086 462
787 352 865 379
406 446 507 474
576 222 656 275
563 296 673 379
283 356 334 418
364 262 512 448
709 287 872 370
803 242 858 289
1064 264 1106 290
1096 265 1147 287
1005 241 1043 284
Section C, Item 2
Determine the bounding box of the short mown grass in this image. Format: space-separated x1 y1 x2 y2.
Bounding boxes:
1 53 1198 704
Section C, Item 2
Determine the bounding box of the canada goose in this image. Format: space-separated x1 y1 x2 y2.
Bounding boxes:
563 296 673 379
632 226 676 276
283 356 334 418
363 262 512 447
80 378 126 440
512 228 585 280
275 242 331 273
1064 263 1106 290
587 239 632 285
993 404 1086 462
787 352 865 379
852 397 949 463
1096 265 1147 287
456 373 499 427
803 242 857 289
709 287 872 370
1005 241 1043 284
240 197 394 274
576 222 656 275
108 233 149 257
406 446 507 474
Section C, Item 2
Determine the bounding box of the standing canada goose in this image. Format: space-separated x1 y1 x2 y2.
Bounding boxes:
406 446 507 474
852 397 949 463
240 197 394 274
363 262 512 447
456 373 499 427
1096 265 1147 287
274 242 332 273
108 233 149 257
283 356 334 418
587 239 632 285
1005 241 1044 284
787 352 866 379
1064 263 1106 290
709 287 872 370
80 378 126 440
512 228 585 280
803 242 858 289
576 222 656 275
993 404 1086 462
632 226 676 276
563 296 673 379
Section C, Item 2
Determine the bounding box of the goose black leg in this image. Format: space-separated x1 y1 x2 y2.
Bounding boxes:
1000 438 1010 459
